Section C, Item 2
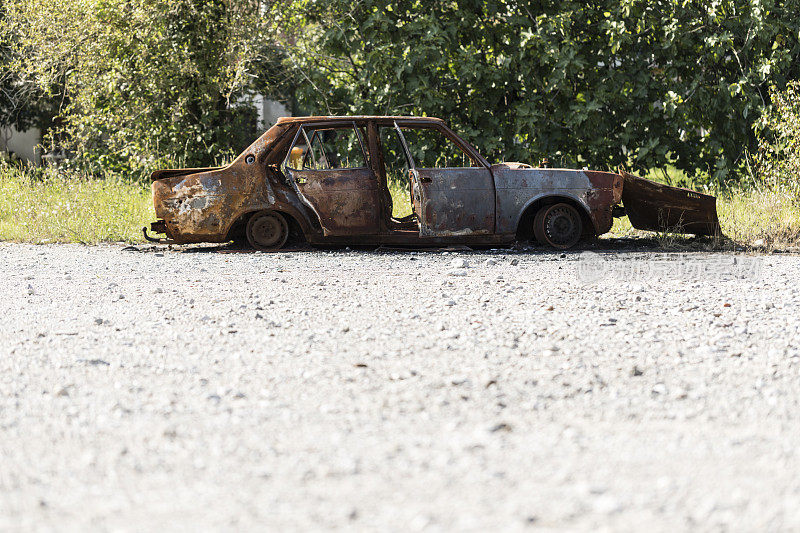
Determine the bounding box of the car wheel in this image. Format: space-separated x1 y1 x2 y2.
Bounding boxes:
532 207 547 245
534 203 583 249
246 210 289 251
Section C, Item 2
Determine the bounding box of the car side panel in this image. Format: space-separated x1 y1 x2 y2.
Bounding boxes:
412 167 495 237
289 167 382 236
152 124 319 243
152 163 316 243
492 166 621 235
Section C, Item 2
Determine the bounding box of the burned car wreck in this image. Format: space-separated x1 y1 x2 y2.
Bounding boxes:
145 116 720 250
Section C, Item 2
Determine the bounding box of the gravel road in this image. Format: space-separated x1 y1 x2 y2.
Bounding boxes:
2 242 799 531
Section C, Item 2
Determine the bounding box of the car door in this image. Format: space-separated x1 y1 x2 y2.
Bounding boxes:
394 122 495 237
284 122 382 236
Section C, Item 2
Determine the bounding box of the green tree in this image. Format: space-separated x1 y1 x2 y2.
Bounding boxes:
754 82 800 198
288 0 800 183
0 3 47 137
2 0 288 176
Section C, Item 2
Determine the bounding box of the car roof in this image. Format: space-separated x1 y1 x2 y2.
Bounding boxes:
275 115 445 125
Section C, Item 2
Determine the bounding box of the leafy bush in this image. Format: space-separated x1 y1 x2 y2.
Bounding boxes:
2 0 286 178
288 0 800 183
754 82 800 198
3 0 800 187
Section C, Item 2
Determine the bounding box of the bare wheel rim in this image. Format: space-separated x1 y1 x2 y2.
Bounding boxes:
247 211 288 250
543 204 581 249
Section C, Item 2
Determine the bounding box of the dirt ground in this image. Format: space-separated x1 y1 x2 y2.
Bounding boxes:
2 242 799 531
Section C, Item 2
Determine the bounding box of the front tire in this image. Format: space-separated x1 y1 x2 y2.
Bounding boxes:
533 203 583 249
246 210 289 251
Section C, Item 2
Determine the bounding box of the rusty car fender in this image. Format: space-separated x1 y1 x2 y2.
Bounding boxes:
492 166 622 236
153 165 317 243
152 168 235 242
517 190 595 230
583 171 624 235
150 122 320 244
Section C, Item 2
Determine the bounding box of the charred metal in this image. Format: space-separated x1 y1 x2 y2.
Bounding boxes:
145 116 721 250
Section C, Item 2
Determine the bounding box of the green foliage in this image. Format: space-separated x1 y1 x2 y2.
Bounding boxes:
288 0 800 183
754 82 800 197
0 4 52 133
399 127 476 168
2 0 286 177
3 0 800 188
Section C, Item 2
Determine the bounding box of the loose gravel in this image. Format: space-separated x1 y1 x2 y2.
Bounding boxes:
2 242 799 531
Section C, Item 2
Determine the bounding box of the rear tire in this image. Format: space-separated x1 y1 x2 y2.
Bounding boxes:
533 208 547 244
246 210 289 251
533 203 583 249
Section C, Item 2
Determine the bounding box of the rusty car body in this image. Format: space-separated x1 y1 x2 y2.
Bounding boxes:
145 116 720 250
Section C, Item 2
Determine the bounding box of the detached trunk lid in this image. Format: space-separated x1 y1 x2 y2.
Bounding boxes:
621 171 720 235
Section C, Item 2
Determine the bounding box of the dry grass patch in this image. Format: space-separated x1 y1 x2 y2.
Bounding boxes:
0 162 153 244
606 185 800 251
717 186 800 251
388 179 413 218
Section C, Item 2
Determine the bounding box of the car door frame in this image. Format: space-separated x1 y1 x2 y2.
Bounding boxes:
392 120 497 237
283 120 383 236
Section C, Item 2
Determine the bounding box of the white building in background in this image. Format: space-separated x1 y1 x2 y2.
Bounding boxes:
257 96 291 131
0 97 290 165
0 125 42 164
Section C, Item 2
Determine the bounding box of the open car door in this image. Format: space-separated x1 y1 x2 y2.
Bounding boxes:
284 122 382 236
394 122 495 237
621 171 721 235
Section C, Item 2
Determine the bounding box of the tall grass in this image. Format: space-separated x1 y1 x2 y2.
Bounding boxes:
388 179 413 218
717 186 800 250
0 162 153 244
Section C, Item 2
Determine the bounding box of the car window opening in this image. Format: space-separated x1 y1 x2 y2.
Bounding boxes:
288 125 368 171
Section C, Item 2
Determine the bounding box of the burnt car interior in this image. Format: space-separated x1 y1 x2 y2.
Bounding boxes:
377 126 415 224
284 122 382 236
282 119 493 238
